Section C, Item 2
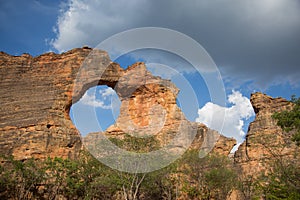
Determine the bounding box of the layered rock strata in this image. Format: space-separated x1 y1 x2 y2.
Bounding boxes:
84 62 236 159
0 48 235 161
234 92 298 176
0 47 122 159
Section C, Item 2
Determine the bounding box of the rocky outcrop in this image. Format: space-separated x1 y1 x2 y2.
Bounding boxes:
0 47 123 160
234 92 298 177
105 62 181 141
84 62 236 160
0 48 235 161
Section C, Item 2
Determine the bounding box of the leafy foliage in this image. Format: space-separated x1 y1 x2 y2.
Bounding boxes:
258 154 300 200
273 95 300 145
179 150 238 200
0 152 116 199
0 149 239 199
109 133 159 152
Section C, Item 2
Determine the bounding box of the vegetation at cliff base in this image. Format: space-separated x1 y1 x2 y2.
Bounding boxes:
2 95 300 200
0 150 237 200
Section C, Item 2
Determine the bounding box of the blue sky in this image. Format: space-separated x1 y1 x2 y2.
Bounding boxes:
1 0 300 147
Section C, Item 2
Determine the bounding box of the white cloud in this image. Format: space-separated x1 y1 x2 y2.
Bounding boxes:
51 0 148 52
81 92 111 109
99 87 115 99
80 87 116 109
70 86 121 135
196 90 255 143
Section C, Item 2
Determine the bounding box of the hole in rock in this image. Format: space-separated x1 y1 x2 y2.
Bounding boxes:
46 124 52 129
70 85 121 137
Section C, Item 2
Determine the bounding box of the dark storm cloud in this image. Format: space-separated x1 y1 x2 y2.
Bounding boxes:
51 0 300 88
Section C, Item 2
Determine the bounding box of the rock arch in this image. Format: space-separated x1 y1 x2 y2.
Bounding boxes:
0 47 236 161
0 48 122 159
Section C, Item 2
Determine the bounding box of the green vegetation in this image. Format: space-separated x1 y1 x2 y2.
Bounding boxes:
180 150 237 200
272 95 300 145
2 95 300 200
0 152 117 199
237 157 300 200
109 133 159 152
0 150 237 199
259 158 300 200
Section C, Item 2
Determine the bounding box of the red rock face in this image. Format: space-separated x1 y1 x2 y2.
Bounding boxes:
0 48 236 161
111 62 180 139
234 92 298 177
87 62 236 156
0 48 123 160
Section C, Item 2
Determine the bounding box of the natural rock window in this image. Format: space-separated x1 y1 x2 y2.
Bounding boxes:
69 85 121 136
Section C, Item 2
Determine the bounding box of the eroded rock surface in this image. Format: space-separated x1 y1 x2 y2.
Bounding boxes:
84 62 236 158
0 48 235 161
0 48 123 159
234 92 298 177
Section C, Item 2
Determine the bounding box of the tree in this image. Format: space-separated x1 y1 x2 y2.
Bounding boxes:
257 153 300 200
142 161 180 200
106 135 153 200
0 156 47 200
273 95 300 145
179 150 238 200
0 153 118 199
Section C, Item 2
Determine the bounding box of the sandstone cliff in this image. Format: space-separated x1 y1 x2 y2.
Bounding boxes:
85 62 235 158
234 92 298 177
0 48 235 161
0 47 122 160
1 48 299 199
